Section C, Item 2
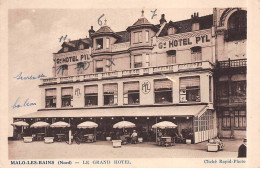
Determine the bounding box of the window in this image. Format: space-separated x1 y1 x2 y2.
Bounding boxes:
134 31 142 43
144 54 150 67
227 10 247 41
231 81 246 97
209 76 212 102
123 82 139 105
106 38 110 49
218 82 229 97
134 55 142 68
154 79 173 104
167 27 176 35
79 44 84 50
145 31 149 42
191 46 202 62
234 110 246 129
180 77 200 102
57 65 68 76
85 85 98 106
45 89 56 108
96 38 103 50
166 50 176 64
96 60 103 73
76 62 84 74
103 84 118 106
222 111 231 129
61 87 73 107
64 47 69 52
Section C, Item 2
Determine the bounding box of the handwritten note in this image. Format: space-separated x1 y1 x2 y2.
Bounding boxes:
59 35 67 42
151 9 157 19
98 14 105 26
12 97 36 109
13 72 46 80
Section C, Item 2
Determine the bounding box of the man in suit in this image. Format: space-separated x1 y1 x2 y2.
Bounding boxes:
238 138 247 158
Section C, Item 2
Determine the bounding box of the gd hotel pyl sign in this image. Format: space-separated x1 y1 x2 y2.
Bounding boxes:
141 80 151 94
157 34 211 49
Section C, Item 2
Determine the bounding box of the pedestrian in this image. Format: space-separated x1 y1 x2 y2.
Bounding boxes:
238 138 247 158
131 130 138 144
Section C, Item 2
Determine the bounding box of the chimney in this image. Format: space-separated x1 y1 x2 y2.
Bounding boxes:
159 14 167 25
88 26 95 38
191 12 200 31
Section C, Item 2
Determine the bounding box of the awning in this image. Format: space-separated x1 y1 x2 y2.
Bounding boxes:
14 105 208 119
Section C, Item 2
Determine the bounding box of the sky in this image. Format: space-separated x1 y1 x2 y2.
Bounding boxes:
8 8 213 135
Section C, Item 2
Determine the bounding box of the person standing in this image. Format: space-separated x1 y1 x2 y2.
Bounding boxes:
238 138 247 158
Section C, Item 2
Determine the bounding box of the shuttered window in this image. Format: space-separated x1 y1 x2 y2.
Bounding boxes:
154 79 172 104
85 85 98 106
180 76 200 102
123 82 140 105
104 84 118 105
45 89 56 108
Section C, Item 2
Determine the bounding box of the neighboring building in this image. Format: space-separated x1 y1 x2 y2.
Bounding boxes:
214 8 247 139
13 8 246 143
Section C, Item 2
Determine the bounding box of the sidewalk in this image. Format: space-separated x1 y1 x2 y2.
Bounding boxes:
8 139 241 159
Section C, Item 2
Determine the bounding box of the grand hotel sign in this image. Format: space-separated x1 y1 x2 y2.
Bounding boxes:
156 29 212 50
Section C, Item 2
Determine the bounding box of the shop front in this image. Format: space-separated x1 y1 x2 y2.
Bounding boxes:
13 104 216 144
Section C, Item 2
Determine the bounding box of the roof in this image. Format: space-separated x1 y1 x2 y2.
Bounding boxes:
158 14 213 37
115 31 130 43
133 17 151 26
14 105 207 118
95 25 115 34
57 38 91 53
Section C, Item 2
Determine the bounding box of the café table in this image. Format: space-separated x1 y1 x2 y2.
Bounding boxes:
161 137 173 147
56 133 66 142
36 133 45 141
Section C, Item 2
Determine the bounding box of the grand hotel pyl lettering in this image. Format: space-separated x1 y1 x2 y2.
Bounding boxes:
158 34 211 49
56 54 90 65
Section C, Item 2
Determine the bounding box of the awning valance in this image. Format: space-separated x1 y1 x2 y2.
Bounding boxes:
14 105 208 119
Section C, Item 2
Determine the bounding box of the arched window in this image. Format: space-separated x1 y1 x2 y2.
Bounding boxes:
191 46 202 62
226 10 247 41
78 44 84 50
57 65 68 76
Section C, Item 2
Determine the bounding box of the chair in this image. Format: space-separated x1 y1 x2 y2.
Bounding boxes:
164 138 172 147
87 134 94 143
131 136 138 144
120 136 127 145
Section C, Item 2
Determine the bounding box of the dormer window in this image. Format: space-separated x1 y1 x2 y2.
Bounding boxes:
64 47 69 52
96 38 103 50
79 44 84 50
192 23 200 31
168 27 176 35
134 31 142 43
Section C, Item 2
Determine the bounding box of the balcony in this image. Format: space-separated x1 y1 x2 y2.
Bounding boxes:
41 61 214 85
216 59 247 69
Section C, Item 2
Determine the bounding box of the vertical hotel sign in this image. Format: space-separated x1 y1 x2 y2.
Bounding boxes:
156 29 212 51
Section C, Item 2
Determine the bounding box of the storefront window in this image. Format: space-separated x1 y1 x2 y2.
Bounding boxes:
61 87 73 107
85 85 98 106
222 111 231 129
103 84 118 106
45 89 56 108
134 55 142 68
123 82 139 105
154 79 172 104
180 76 200 102
234 110 246 129
191 46 202 62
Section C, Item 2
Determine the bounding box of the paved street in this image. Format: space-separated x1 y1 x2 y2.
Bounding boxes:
9 139 241 159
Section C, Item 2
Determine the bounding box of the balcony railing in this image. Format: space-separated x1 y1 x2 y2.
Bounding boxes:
216 59 247 69
41 61 214 85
